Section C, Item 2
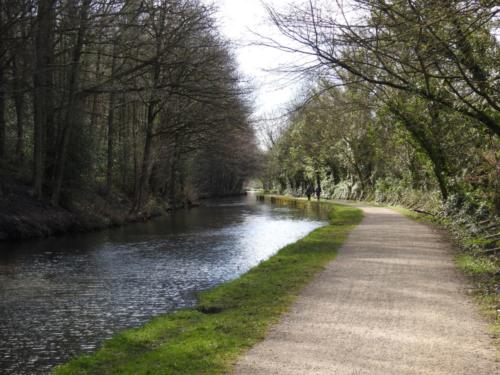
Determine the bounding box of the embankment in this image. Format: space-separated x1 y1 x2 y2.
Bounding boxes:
0 176 170 241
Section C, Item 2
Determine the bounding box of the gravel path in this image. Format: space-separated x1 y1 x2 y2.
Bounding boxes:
233 205 499 375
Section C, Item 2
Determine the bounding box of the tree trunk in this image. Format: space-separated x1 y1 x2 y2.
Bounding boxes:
51 0 91 205
134 53 161 211
89 43 102 184
33 0 56 199
168 144 178 205
391 105 449 201
106 53 117 195
106 93 116 195
134 100 157 211
0 64 5 159
11 20 29 165
0 3 5 160
120 96 128 188
12 55 26 163
132 102 139 196
13 91 25 163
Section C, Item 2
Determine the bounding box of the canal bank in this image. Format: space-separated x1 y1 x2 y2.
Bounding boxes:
0 175 173 241
0 173 248 241
0 194 325 373
53 198 362 374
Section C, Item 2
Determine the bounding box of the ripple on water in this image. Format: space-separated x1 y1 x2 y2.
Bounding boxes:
0 197 325 374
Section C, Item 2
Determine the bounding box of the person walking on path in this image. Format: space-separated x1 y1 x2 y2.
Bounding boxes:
315 185 321 201
305 185 313 201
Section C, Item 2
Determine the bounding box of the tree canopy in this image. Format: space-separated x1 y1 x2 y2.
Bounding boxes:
263 0 499 216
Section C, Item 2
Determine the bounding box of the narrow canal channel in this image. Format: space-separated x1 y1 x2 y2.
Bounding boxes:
0 194 327 374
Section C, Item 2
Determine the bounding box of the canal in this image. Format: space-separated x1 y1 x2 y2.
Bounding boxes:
0 194 327 374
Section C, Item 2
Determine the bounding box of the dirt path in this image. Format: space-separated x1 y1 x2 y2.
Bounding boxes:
233 206 499 375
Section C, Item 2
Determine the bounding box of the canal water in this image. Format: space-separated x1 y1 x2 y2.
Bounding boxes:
0 194 327 374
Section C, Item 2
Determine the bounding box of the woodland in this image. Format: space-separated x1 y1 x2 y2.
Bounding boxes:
0 0 498 239
0 0 259 238
0 1 498 373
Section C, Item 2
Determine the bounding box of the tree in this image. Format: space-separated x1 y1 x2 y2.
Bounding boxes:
0 0 259 215
265 0 500 135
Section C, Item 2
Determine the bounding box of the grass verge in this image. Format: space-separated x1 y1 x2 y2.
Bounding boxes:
54 199 363 375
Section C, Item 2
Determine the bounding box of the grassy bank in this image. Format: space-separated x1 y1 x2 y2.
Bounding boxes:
54 198 363 375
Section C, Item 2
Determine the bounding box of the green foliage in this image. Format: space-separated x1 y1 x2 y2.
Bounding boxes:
262 79 499 220
457 254 497 276
262 0 499 218
53 201 363 374
374 178 442 212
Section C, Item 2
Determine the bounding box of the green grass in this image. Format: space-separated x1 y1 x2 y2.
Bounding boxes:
457 253 497 275
54 200 363 375
455 252 499 352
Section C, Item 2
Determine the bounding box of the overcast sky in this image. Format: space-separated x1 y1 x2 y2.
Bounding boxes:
210 0 303 122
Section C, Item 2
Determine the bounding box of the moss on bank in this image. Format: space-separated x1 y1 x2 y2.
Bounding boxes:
54 199 363 375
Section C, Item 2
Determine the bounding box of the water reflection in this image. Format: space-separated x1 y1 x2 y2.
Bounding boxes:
0 194 326 374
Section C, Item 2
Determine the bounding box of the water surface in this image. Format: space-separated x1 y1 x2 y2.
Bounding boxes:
0 194 326 374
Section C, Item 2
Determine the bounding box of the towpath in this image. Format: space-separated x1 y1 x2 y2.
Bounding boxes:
234 205 499 375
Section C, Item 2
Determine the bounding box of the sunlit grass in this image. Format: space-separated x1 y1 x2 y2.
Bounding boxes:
457 253 497 275
54 201 363 375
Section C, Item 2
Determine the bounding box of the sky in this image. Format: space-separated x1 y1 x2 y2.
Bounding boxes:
209 0 304 123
